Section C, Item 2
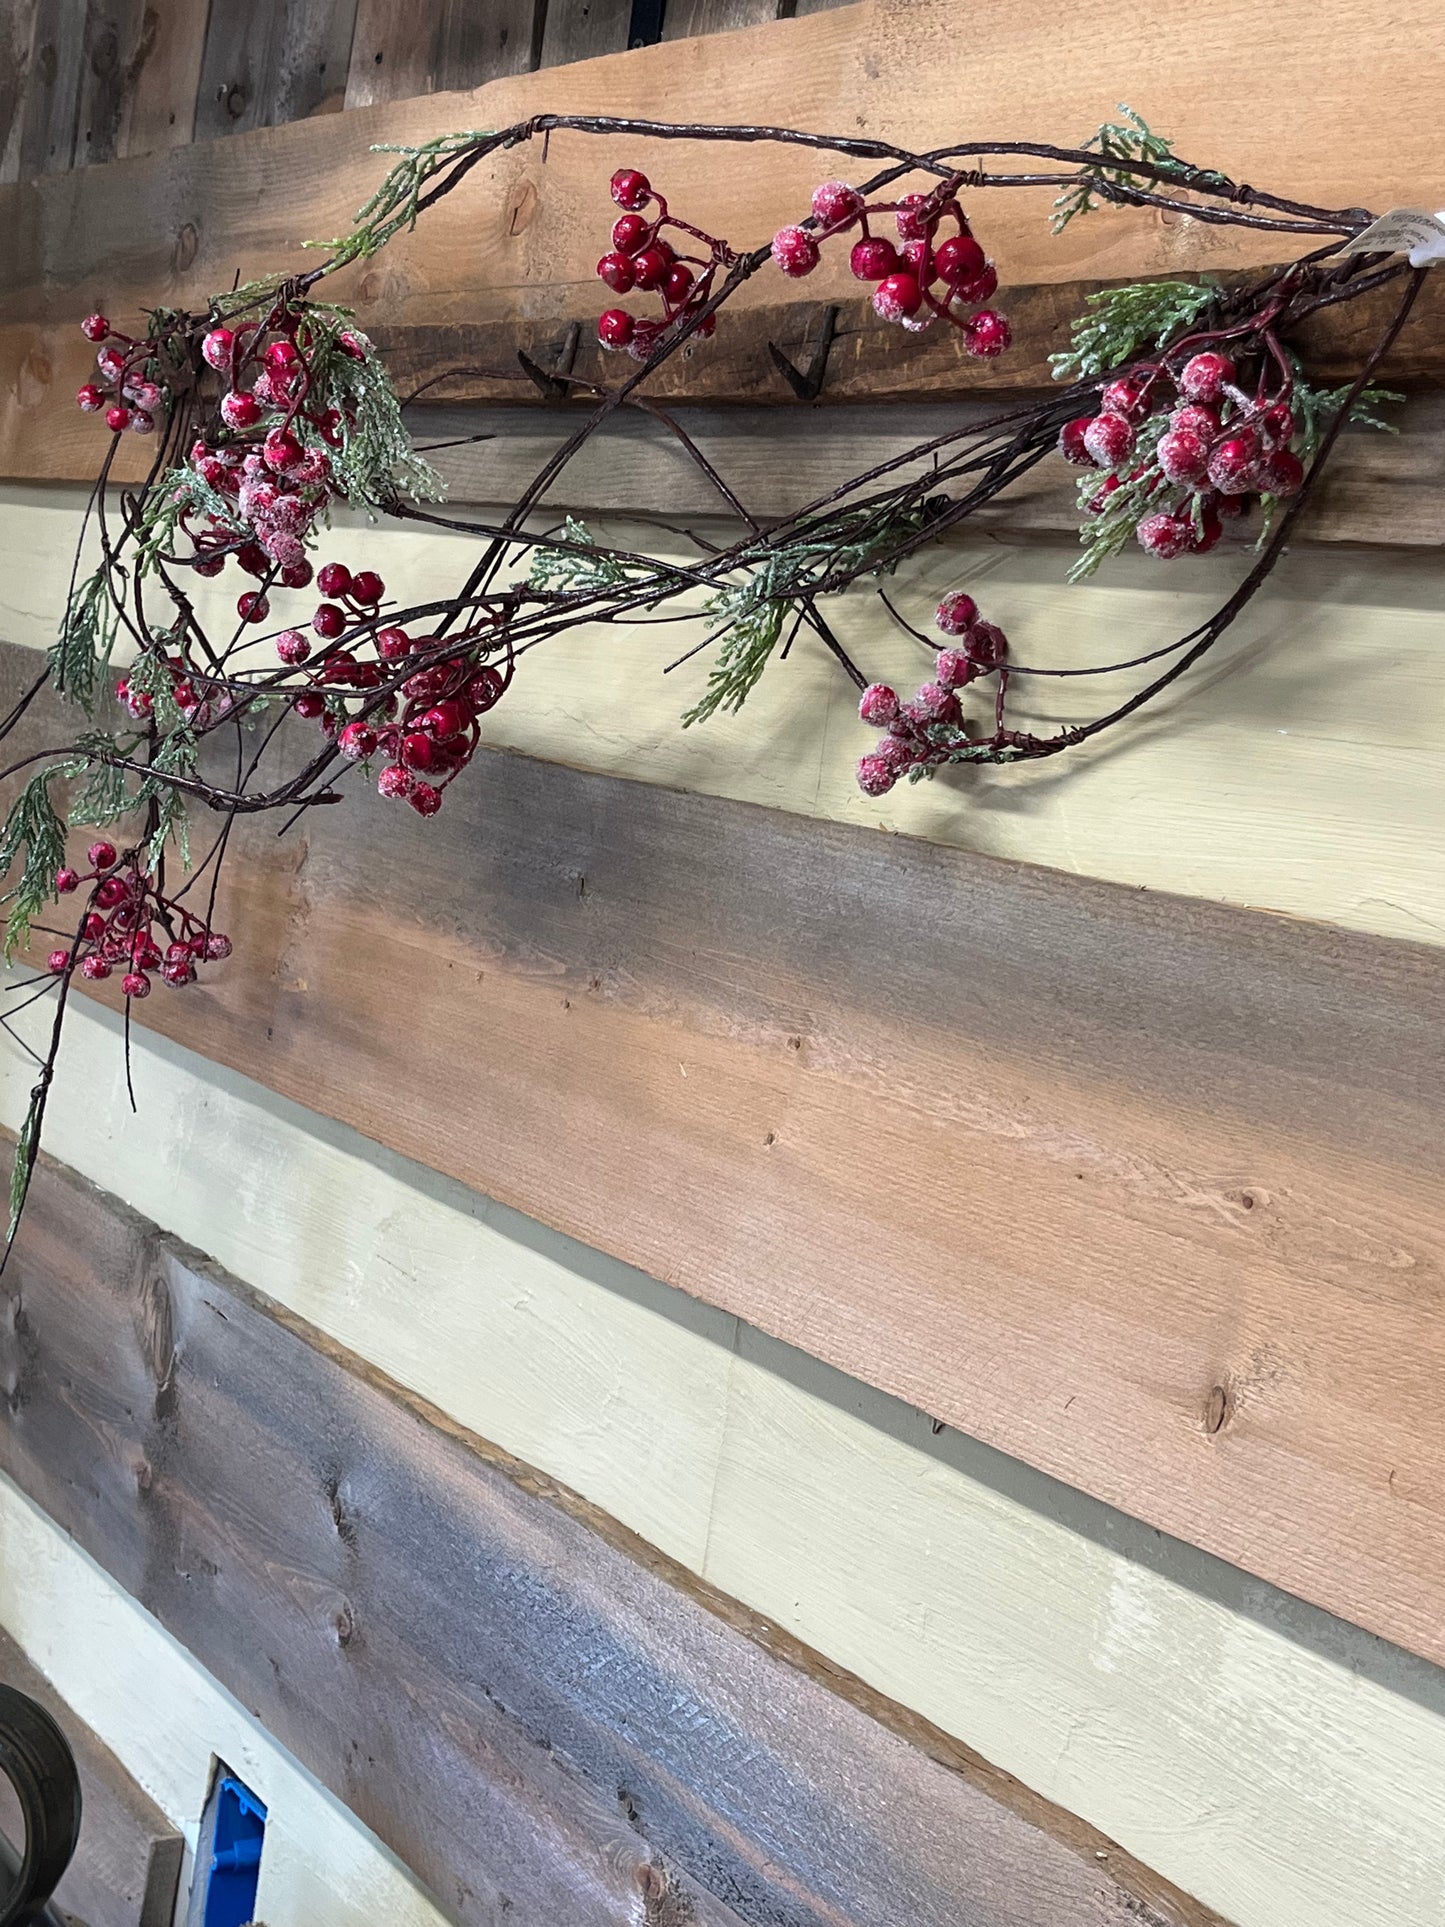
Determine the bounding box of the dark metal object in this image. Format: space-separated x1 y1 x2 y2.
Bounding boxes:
627 0 667 47
768 303 841 400
0 1685 81 1927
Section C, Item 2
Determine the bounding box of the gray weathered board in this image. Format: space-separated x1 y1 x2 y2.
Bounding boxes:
0 1628 183 1927
0 1153 1225 1927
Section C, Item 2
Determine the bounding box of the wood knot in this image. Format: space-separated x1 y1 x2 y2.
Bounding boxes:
222 82 246 120
505 177 538 238
172 221 199 274
332 1602 356 1646
1205 1384 1230 1435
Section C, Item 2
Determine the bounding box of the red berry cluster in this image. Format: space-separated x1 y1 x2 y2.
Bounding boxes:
1059 347 1307 560
180 316 365 597
596 168 735 359
74 313 164 435
854 592 1010 795
47 842 231 996
771 179 1011 358
275 561 511 817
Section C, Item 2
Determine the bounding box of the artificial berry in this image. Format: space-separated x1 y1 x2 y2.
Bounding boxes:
313 603 345 638
237 591 269 623
1100 377 1151 423
1261 402 1297 446
1137 512 1192 560
935 591 979 635
262 429 302 472
220 390 261 430
1058 418 1095 467
95 875 129 910
81 955 112 981
97 347 125 379
662 262 694 302
316 561 352 598
88 840 118 870
611 214 651 255
872 272 923 322
55 867 79 894
1178 352 1234 404
237 541 270 577
401 731 436 771
338 331 367 360
76 383 106 412
46 950 70 975
203 933 232 960
1207 435 1259 496
1170 402 1219 440
597 251 635 293
771 227 820 277
598 309 635 350
631 247 671 291
858 683 899 727
934 648 977 691
934 234 986 288
1261 446 1305 496
293 692 325 719
350 570 384 606
467 668 504 710
409 783 443 817
378 765 413 799
963 309 1011 359
82 912 106 940
201 327 235 370
812 181 863 227
912 680 961 724
422 699 468 739
338 722 377 760
275 629 310 664
969 621 1008 668
81 313 110 342
850 238 898 281
611 168 651 210
894 194 934 241
122 972 151 999
105 405 131 432
264 339 299 373
952 263 998 307
375 628 410 661
130 411 155 434
856 753 898 797
1191 507 1224 552
161 959 195 988
281 559 314 590
1157 428 1210 486
1082 413 1134 468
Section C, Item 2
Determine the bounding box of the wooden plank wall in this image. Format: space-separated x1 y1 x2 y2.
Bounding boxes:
0 0 855 181
0 1148 1225 1927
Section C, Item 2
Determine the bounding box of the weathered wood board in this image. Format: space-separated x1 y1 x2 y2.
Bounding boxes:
1 648 1441 1676
0 1151 1226 1927
0 1629 183 1927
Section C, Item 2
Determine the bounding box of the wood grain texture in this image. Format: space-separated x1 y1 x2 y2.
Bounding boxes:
0 1 40 184
73 0 148 169
663 0 785 38
194 0 359 141
14 0 87 177
2 647 1441 1670
3 0 1443 342
0 1630 182 1927
539 0 637 66
0 1152 1225 1927
345 0 542 107
114 0 209 159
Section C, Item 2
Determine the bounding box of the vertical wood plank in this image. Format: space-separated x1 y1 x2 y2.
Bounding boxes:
538 0 635 65
662 0 782 37
346 0 542 108
15 0 87 176
115 0 210 158
74 0 146 169
195 0 358 141
0 0 40 183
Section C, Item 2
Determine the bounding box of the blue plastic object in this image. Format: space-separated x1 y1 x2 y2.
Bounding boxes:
201 1774 267 1927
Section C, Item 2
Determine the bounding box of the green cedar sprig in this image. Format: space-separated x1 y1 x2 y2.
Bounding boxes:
0 770 68 959
52 567 121 711
304 133 492 270
1050 279 1221 383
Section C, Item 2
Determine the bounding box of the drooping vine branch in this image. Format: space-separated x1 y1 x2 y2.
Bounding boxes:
0 107 1424 1249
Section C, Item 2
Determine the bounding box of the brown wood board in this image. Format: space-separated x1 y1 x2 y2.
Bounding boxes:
345 0 543 108
0 1152 1227 1927
192 0 360 143
0 1629 183 1927
2 649 1442 1671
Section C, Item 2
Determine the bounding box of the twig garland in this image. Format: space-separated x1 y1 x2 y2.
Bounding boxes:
0 107 1424 1247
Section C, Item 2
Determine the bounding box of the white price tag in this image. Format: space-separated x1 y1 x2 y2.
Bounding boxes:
1342 207 1445 266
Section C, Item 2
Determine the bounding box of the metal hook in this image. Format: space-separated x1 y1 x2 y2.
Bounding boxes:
517 320 582 404
767 304 840 402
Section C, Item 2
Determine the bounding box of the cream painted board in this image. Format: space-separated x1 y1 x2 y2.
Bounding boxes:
0 484 1442 946
0 1477 453 1927
4 996 1445 1927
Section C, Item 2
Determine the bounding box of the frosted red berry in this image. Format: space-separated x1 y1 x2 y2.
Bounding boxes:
105 405 131 432
315 562 350 598
338 721 377 760
1058 418 1095 467
275 629 310 664
55 867 79 894
161 958 195 987
408 782 443 817
1082 413 1134 469
895 194 934 241
1100 377 1151 423
1137 512 1191 560
1178 352 1234 404
293 692 325 719
1260 446 1305 496
81 954 112 981
598 251 635 293
312 603 345 638
1207 435 1259 495
952 262 998 307
611 168 651 211
88 840 117 870
1157 428 1210 486
122 972 151 999
76 383 105 412
598 309 635 350
95 875 129 909
201 327 235 370
812 181 863 228
963 309 1011 359
935 591 979 636
771 227 820 277
46 949 70 975
934 234 986 288
376 627 412 660
611 214 650 255
237 591 269 623
349 571 384 607
858 683 899 727
1261 402 1297 446
912 680 960 724
849 238 898 282
1170 402 1219 440
203 933 232 960
81 313 110 342
934 648 976 691
857 753 898 797
262 429 302 472
377 765 413 799
872 272 922 322
220 390 261 430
